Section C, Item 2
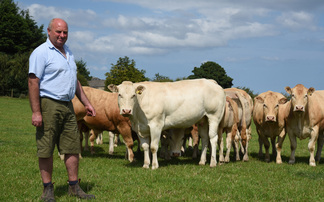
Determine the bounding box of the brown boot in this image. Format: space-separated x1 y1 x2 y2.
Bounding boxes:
40 183 55 202
68 182 95 199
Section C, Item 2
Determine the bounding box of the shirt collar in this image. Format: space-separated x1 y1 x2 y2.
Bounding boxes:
46 38 68 51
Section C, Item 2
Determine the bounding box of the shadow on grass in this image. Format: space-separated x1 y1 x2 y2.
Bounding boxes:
249 151 317 165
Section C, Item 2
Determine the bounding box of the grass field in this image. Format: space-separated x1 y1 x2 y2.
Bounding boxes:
0 96 324 201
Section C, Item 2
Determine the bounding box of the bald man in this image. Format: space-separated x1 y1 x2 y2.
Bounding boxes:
29 18 96 201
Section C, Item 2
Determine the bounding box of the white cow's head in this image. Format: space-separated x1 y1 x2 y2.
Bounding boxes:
285 84 314 113
254 91 287 122
108 81 145 116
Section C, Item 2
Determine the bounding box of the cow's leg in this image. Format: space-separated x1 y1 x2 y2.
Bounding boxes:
84 130 90 151
96 132 103 145
218 131 224 164
257 130 263 158
261 135 270 162
150 126 163 170
242 127 251 162
276 129 286 164
89 130 98 154
288 132 297 164
315 132 324 162
108 131 114 155
308 126 319 167
225 131 232 163
209 118 221 168
192 129 200 159
118 124 135 163
271 137 277 158
234 131 241 161
138 134 150 168
198 123 209 166
188 136 193 149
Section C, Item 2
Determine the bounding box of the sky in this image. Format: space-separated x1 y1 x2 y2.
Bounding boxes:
17 0 324 94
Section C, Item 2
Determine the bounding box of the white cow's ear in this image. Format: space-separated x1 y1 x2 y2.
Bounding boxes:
136 85 145 95
108 84 118 93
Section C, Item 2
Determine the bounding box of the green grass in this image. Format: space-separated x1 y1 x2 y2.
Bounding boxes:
1 96 324 201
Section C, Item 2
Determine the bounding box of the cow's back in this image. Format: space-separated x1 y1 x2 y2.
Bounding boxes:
136 79 225 130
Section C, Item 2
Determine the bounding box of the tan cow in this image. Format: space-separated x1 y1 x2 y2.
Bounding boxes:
224 88 253 161
109 79 225 169
285 84 324 166
72 86 136 162
253 91 288 163
218 96 240 163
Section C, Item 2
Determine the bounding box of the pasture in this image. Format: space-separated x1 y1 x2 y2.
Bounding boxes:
0 96 324 201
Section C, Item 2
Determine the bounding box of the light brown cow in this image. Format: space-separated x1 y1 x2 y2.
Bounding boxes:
253 91 288 163
72 86 136 162
224 88 253 161
285 84 324 166
218 96 240 163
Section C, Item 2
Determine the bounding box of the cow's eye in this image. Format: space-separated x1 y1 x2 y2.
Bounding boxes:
275 104 279 108
118 94 123 98
263 104 267 108
304 94 308 98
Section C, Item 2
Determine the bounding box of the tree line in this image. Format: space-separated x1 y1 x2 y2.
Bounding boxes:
0 0 257 98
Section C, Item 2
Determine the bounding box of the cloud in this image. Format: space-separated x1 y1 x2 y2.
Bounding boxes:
277 11 317 31
24 1 323 57
26 4 98 28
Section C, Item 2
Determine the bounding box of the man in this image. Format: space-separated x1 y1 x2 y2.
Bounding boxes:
28 18 96 201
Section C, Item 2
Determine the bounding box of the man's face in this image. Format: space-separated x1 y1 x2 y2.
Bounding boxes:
47 19 68 50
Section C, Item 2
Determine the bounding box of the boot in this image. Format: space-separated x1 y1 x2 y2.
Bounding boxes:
40 183 55 202
68 182 95 199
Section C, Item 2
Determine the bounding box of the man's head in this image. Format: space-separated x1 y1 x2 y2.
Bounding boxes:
47 18 68 50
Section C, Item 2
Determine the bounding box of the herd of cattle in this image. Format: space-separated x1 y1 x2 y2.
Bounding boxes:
72 79 324 169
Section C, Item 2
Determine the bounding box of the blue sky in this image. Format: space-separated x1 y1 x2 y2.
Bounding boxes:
17 0 324 94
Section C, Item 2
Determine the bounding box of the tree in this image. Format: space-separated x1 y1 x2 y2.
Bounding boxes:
76 59 91 81
76 59 91 86
0 0 46 96
0 0 46 54
188 61 233 88
151 73 173 82
105 56 149 89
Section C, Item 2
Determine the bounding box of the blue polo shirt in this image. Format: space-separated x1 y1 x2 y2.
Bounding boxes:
29 38 77 101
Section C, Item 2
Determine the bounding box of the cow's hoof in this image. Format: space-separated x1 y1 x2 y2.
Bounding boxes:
309 162 316 167
143 164 149 169
288 160 295 164
198 161 206 165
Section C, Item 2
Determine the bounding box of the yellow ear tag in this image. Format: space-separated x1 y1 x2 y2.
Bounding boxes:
136 90 141 94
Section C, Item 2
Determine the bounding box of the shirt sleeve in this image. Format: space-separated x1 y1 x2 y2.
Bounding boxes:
29 46 46 79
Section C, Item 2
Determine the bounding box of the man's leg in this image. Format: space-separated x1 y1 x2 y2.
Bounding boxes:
39 156 53 183
65 154 95 199
39 156 55 201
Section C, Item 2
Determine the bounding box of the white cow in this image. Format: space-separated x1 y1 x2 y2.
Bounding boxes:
109 79 226 169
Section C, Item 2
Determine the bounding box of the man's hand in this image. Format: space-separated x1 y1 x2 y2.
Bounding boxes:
32 112 43 127
85 104 96 117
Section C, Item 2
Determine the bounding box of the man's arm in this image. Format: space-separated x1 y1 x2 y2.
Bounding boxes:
28 73 43 127
75 80 96 117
